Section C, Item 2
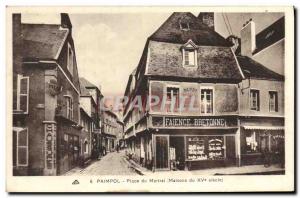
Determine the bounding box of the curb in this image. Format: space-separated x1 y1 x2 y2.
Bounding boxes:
123 157 146 176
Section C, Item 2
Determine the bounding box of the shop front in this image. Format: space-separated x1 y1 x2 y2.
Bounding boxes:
151 116 239 171
240 125 285 166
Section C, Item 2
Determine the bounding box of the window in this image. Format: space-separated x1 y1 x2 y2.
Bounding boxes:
184 50 195 66
250 90 260 111
182 40 198 67
67 43 74 76
14 75 29 113
166 87 180 112
201 89 213 114
65 96 73 120
180 22 189 30
245 131 270 154
13 128 28 166
269 91 278 112
83 140 88 154
245 131 260 153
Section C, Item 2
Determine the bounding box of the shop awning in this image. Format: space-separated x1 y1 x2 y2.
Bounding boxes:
242 125 285 130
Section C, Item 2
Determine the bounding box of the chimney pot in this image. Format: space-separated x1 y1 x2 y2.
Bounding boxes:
240 19 256 57
198 12 215 30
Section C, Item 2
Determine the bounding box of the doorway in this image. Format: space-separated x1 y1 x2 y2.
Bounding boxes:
170 136 185 170
155 135 169 170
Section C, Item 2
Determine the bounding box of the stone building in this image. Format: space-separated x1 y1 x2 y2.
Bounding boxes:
235 16 285 166
103 110 120 153
13 13 82 175
79 77 104 159
79 77 100 165
123 12 285 171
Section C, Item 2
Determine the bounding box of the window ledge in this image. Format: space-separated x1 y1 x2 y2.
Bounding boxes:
13 110 28 115
183 65 197 68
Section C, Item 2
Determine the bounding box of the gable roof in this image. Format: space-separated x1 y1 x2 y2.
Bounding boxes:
146 41 244 81
253 16 285 54
80 77 97 88
237 56 284 81
149 12 231 47
21 23 69 59
79 78 92 96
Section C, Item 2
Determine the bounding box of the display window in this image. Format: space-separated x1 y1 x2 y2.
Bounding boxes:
208 136 225 160
186 136 225 161
245 131 260 153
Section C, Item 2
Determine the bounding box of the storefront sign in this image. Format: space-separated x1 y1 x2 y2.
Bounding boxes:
165 117 226 127
43 122 57 176
151 116 238 128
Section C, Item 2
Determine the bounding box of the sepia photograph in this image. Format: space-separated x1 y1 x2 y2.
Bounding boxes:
6 6 294 192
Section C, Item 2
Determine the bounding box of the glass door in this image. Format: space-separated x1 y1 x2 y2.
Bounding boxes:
155 135 169 170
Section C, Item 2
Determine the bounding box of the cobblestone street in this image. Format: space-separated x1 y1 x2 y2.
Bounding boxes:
64 151 138 176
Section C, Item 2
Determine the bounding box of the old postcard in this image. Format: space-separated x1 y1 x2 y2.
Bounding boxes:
6 6 294 192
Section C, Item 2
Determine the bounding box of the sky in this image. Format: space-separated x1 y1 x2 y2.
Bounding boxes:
22 12 284 97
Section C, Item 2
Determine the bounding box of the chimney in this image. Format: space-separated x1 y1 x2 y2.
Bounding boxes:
60 13 72 33
226 35 240 54
241 19 256 57
13 14 23 74
198 12 214 30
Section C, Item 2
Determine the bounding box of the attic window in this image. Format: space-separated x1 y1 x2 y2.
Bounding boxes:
180 22 190 30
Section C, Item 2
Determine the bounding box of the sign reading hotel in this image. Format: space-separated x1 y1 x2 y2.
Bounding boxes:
164 117 226 127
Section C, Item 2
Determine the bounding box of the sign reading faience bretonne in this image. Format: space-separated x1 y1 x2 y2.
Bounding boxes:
165 117 226 127
152 116 238 128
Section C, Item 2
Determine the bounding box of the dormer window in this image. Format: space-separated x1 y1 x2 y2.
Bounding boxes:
179 17 191 31
180 22 189 30
182 39 198 67
184 49 195 65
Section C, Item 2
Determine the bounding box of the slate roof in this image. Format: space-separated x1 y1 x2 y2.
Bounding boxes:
237 56 284 80
80 77 97 88
21 24 68 59
79 78 93 96
145 41 244 81
149 12 231 47
253 16 285 54
140 12 244 81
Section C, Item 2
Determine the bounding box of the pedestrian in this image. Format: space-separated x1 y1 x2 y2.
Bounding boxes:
263 148 271 167
116 143 119 153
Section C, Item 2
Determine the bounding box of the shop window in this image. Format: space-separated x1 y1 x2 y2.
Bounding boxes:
186 136 225 161
201 89 213 114
269 91 278 112
65 96 73 120
67 43 74 76
166 86 180 112
208 136 225 160
14 74 29 114
245 131 260 153
186 136 207 160
250 89 260 111
13 128 28 166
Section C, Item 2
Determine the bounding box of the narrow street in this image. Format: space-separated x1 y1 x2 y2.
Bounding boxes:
64 151 138 176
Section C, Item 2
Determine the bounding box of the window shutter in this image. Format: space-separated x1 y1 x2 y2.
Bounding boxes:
19 76 29 113
17 128 28 166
